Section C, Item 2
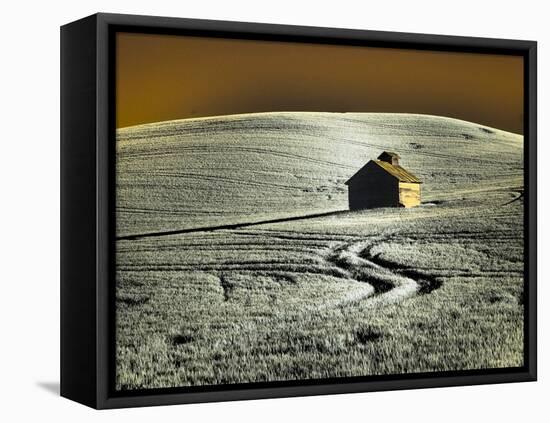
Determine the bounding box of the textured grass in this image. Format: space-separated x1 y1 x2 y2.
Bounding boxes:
115 112 524 390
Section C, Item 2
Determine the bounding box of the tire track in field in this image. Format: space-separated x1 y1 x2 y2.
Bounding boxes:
322 240 422 309
119 225 441 311
205 231 438 311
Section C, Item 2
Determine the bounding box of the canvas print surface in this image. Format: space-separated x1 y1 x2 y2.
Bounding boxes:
115 32 524 391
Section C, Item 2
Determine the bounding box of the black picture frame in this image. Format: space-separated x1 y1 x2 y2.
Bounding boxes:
60 12 537 409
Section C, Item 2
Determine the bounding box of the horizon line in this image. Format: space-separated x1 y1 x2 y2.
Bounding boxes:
116 110 522 137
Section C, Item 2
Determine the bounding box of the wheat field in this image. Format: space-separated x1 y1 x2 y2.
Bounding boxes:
115 112 524 390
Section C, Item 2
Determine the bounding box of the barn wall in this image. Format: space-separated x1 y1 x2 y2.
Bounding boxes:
348 163 398 209
399 182 421 207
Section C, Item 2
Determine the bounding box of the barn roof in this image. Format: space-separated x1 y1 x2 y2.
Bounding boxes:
373 160 422 183
345 160 422 184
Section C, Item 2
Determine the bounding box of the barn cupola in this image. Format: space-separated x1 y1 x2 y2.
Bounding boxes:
378 151 400 166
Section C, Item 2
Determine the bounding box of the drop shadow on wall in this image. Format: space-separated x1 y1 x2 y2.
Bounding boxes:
36 381 60 396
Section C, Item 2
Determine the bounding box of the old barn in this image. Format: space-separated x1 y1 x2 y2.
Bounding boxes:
345 151 422 210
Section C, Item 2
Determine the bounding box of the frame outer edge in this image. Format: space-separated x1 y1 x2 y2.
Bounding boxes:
95 12 536 48
60 14 99 409
96 12 111 409
81 12 537 409
527 42 537 380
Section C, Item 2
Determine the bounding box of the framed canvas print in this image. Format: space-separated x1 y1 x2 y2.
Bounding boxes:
60 13 537 409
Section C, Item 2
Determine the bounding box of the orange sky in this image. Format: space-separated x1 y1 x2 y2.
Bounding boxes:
116 32 524 134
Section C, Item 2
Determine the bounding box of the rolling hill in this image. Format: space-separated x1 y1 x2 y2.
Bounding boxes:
116 112 522 237
115 112 524 390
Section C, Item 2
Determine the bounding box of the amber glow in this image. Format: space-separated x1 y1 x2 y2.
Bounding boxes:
116 32 524 133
